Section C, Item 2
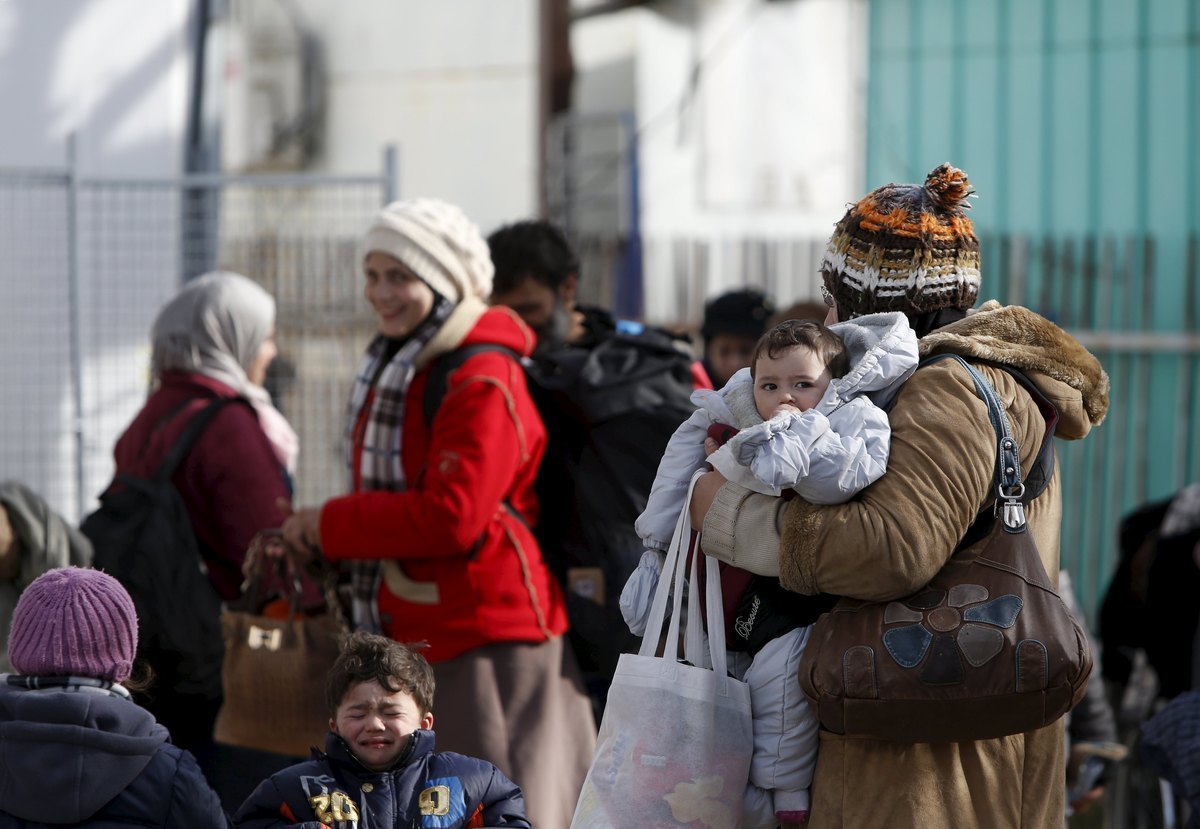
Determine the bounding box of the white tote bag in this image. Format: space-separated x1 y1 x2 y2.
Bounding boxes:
571 471 754 829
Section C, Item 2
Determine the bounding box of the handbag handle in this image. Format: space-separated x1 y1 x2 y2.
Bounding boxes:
239 532 350 631
639 469 732 688
924 354 1029 532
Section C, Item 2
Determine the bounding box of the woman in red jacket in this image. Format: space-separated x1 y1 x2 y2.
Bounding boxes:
107 271 295 789
282 198 595 829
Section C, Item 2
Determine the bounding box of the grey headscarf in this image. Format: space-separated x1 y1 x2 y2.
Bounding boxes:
151 270 275 394
150 271 298 473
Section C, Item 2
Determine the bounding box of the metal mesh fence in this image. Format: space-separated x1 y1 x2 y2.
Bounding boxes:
0 166 386 523
0 171 75 520
639 234 828 331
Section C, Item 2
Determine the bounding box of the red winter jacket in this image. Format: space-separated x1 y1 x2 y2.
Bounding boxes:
111 372 290 600
319 300 567 663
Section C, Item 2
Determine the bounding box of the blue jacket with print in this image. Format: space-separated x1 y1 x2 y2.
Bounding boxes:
233 730 529 829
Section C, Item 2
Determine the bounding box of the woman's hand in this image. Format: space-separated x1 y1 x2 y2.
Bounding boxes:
689 469 727 530
276 497 323 562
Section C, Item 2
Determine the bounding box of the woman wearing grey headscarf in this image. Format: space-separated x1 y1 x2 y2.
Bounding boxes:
150 271 298 475
105 270 296 792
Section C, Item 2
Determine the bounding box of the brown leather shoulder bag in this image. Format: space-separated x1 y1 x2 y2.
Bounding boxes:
798 355 1093 743
214 535 349 757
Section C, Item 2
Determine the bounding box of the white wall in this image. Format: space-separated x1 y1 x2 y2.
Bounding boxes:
571 0 868 320
572 0 866 236
0 0 193 521
291 0 543 235
0 0 191 172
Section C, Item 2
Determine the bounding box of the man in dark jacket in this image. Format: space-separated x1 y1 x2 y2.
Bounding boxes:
234 632 528 829
488 220 701 716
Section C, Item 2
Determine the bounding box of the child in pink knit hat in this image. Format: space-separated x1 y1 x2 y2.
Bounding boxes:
0 567 230 827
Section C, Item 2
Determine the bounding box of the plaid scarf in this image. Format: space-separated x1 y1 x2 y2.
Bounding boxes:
343 297 454 631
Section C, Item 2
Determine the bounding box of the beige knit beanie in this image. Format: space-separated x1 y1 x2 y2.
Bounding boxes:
359 198 494 302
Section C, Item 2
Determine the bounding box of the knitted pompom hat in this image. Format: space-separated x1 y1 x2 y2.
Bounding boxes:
7 567 139 682
820 163 980 318
359 198 494 303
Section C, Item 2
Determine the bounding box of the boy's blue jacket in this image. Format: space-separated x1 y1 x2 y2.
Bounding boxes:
233 730 530 828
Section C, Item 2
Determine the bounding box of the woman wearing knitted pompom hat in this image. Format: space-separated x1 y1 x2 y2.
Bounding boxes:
691 164 1110 828
280 198 595 829
820 162 980 334
0 567 228 827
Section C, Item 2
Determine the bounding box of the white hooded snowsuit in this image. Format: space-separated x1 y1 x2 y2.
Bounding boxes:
621 312 919 827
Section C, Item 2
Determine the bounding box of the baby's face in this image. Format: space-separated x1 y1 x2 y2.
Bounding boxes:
752 345 832 420
330 679 433 771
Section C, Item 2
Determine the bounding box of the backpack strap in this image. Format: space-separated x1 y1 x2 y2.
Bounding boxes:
422 343 520 426
420 344 528 538
151 397 246 484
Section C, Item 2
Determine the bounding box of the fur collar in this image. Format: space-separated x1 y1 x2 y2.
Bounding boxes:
918 301 1109 426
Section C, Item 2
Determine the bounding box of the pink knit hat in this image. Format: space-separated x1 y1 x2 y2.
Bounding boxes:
7 567 139 682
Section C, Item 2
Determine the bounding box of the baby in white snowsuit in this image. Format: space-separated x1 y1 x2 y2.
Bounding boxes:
621 312 918 828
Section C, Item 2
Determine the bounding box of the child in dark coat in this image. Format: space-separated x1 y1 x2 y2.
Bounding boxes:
234 632 529 829
0 567 230 828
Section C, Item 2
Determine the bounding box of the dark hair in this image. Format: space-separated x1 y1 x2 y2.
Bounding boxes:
325 631 435 715
124 658 155 694
750 319 849 380
487 219 579 294
768 299 828 329
701 288 775 342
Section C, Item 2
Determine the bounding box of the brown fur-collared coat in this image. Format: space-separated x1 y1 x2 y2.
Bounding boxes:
700 302 1110 829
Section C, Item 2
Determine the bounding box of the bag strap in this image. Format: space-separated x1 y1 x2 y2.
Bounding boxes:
920 354 1036 533
640 470 731 687
641 471 697 658
910 355 1058 507
151 397 245 484
422 343 520 426
1000 366 1059 503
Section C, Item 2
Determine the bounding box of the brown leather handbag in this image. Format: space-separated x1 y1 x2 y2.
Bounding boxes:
798 355 1093 743
213 534 349 757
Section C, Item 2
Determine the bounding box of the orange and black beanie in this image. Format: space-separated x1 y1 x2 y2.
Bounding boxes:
820 163 980 319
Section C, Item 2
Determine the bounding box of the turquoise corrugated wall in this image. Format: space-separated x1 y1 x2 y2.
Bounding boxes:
866 0 1200 625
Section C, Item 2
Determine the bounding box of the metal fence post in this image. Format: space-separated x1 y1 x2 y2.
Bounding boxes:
65 133 86 520
383 144 399 204
619 110 643 320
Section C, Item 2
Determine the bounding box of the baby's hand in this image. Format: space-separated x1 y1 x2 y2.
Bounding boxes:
704 436 720 458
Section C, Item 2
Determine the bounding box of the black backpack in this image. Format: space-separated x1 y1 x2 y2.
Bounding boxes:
82 398 240 698
525 311 698 687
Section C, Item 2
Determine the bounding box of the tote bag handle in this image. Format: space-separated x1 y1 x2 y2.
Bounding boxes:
638 469 731 690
